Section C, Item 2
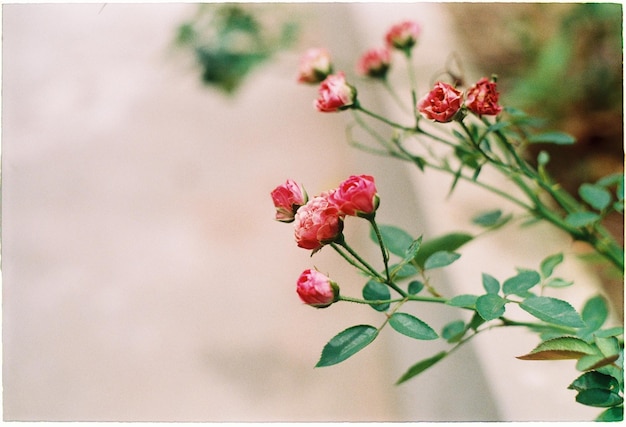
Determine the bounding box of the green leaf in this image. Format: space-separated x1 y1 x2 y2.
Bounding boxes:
582 295 609 332
543 277 573 288
595 336 620 359
597 173 625 188
362 280 390 312
517 336 597 360
476 293 506 321
407 280 424 295
389 313 438 340
484 120 511 134
441 320 466 343
579 183 612 211
468 311 486 331
411 156 426 172
371 225 414 258
540 253 564 278
472 209 503 227
390 263 419 280
537 150 550 166
414 233 473 268
577 353 621 372
502 270 540 296
482 273 500 294
424 251 461 270
447 294 478 309
575 389 624 408
595 327 624 338
565 211 601 227
528 131 576 145
316 325 378 367
404 237 423 260
396 351 447 385
569 371 620 392
520 296 586 328
595 406 624 422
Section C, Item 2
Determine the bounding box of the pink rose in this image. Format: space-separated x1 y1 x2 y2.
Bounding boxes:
293 196 343 251
330 175 379 217
296 269 339 308
356 47 391 79
314 72 357 113
297 48 333 84
385 20 422 51
417 82 463 123
465 77 503 116
271 179 308 223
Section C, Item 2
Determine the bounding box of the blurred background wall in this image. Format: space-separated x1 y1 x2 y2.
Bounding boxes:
2 2 621 422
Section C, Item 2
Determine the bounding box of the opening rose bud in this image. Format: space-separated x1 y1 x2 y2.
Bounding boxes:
385 20 422 52
465 77 503 116
293 196 344 251
271 179 308 223
417 82 463 123
314 72 357 113
296 269 339 308
297 48 333 84
356 47 391 79
330 175 379 218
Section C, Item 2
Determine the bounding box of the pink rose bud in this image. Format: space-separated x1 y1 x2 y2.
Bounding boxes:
271 179 308 223
356 47 391 79
293 196 344 251
417 82 463 123
296 269 339 308
297 48 333 84
385 20 422 51
314 72 357 113
465 77 503 116
330 175 380 218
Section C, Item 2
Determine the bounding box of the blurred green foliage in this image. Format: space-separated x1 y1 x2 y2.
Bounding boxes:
504 3 622 122
175 4 299 94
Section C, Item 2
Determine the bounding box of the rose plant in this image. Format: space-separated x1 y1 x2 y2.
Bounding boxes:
272 20 624 421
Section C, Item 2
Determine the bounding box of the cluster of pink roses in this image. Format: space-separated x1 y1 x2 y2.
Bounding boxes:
296 20 502 120
271 175 380 307
418 78 502 122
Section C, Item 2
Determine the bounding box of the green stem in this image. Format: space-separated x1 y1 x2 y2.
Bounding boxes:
349 111 399 156
330 241 380 280
368 216 391 283
459 120 505 167
354 104 415 132
382 79 412 115
498 317 578 335
404 49 419 124
462 119 624 272
390 138 536 212
333 235 389 284
339 293 447 305
415 122 460 148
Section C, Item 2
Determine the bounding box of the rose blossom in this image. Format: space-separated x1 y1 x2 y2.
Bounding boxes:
297 48 333 84
271 179 308 223
330 175 379 217
465 77 503 116
296 269 339 308
356 47 391 79
314 72 357 112
417 82 463 123
293 195 343 251
385 20 422 51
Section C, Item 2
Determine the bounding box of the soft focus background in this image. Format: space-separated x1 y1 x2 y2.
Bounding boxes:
2 2 622 422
